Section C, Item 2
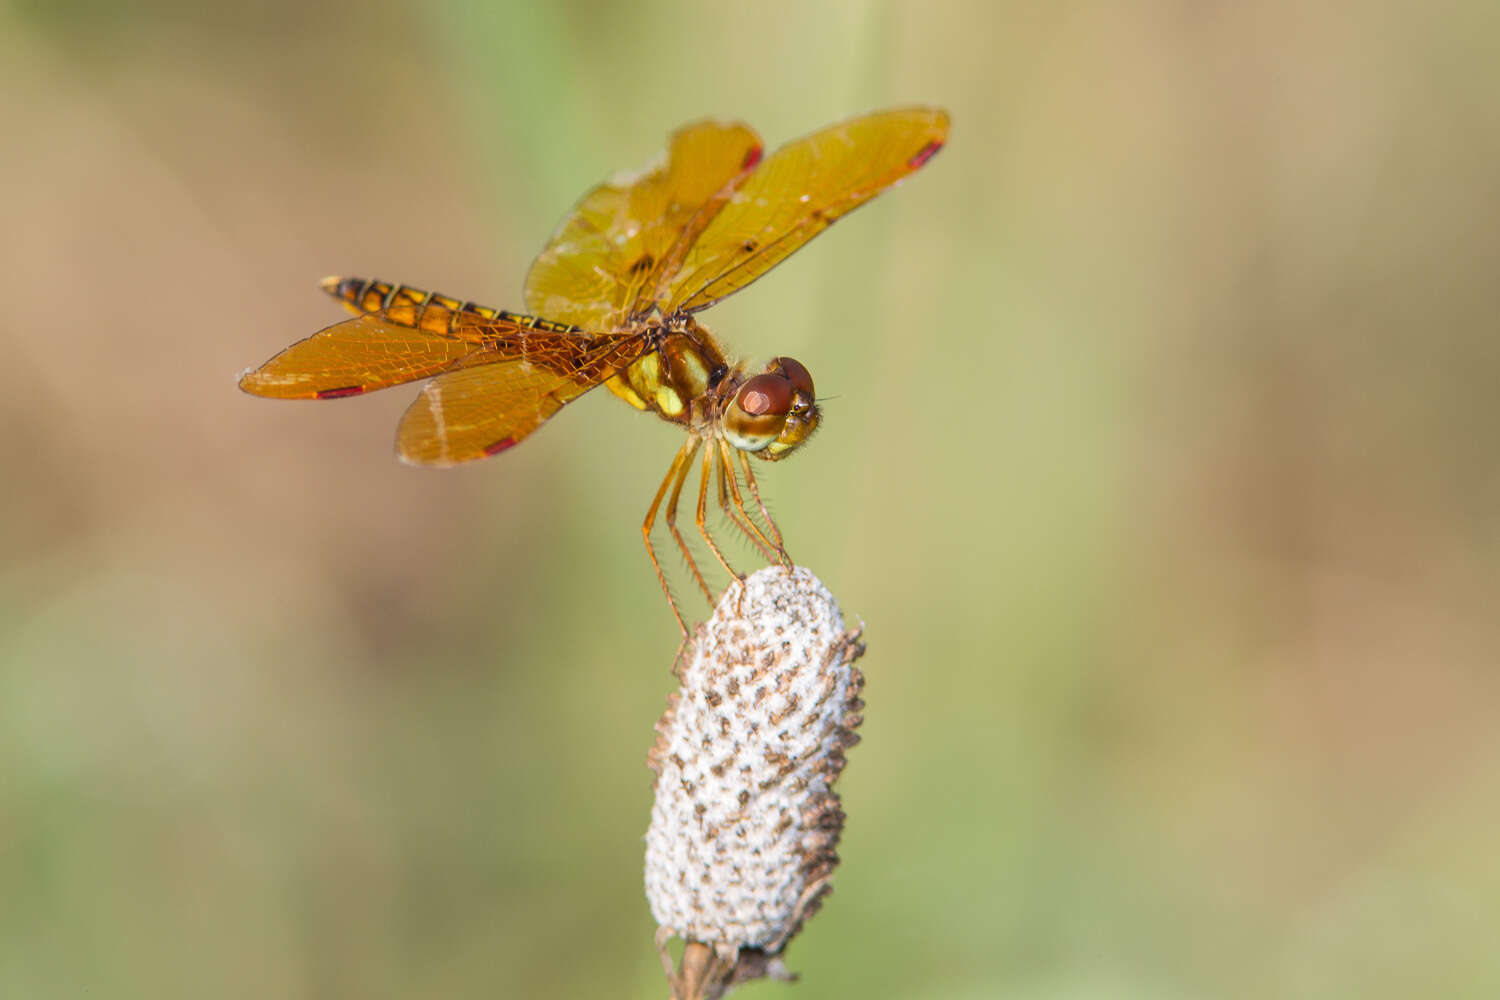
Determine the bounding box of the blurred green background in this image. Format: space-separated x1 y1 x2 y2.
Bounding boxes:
3 0 1499 997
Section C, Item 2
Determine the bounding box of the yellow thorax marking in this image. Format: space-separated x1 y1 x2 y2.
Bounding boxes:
604 373 648 410
655 386 684 416
677 350 710 397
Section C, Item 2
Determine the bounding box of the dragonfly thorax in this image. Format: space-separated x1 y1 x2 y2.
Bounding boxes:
605 318 727 424
602 321 819 461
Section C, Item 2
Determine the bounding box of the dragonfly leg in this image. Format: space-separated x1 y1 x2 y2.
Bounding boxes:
696 442 742 581
643 440 698 634
716 438 780 562
664 439 713 604
737 446 790 565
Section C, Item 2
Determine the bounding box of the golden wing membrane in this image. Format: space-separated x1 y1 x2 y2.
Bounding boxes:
397 335 644 466
239 289 646 437
524 121 762 329
237 313 481 399
657 107 950 315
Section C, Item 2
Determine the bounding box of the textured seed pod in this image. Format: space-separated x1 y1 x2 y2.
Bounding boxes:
645 566 865 997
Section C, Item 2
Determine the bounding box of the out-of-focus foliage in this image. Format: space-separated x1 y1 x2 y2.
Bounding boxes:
2 1 1498 997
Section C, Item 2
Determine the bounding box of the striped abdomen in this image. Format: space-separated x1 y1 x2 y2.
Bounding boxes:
322 276 584 339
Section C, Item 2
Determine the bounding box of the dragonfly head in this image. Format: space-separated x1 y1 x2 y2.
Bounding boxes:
722 357 820 461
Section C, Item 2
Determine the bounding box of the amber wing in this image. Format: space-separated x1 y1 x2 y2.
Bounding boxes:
238 312 486 400
656 108 949 315
241 299 648 463
395 332 644 466
524 121 763 330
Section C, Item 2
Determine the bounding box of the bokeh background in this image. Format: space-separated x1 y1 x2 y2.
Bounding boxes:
4 1 1498 997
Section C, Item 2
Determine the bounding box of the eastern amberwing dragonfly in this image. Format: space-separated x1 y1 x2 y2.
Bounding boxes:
241 107 949 630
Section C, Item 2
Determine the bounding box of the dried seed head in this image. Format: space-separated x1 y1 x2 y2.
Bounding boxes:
645 566 865 997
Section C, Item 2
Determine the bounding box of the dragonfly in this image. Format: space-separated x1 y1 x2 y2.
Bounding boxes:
240 107 949 631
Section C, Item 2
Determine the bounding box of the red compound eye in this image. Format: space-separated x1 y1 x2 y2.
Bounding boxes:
773 357 814 398
736 373 793 417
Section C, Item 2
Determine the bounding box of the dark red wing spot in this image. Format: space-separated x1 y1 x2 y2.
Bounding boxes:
742 145 763 170
316 385 365 399
483 436 517 456
908 140 943 169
